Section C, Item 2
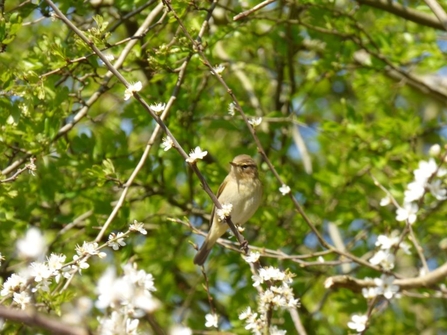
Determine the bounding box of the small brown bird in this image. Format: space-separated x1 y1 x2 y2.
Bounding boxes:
193 154 263 265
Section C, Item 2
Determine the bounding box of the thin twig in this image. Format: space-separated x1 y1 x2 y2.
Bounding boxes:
0 158 36 183
233 0 276 21
288 307 308 335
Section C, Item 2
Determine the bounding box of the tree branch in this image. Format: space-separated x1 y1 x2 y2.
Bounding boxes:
357 0 446 31
424 0 447 30
0 305 88 335
325 262 447 292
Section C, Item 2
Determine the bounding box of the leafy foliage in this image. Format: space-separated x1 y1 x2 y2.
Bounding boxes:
1 0 447 334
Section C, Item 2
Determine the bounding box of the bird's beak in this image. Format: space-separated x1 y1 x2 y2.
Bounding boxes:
229 162 236 166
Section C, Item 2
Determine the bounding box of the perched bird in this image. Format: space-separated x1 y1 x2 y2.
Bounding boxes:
193 154 263 265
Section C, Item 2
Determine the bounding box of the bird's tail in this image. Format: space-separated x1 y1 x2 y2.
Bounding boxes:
194 219 226 265
194 230 221 265
193 241 212 266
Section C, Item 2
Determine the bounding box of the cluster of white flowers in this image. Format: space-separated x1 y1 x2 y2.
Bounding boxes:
394 147 447 224
216 203 233 222
350 275 402 332
1 252 67 309
361 274 400 300
73 241 107 273
98 310 140 335
2 221 149 312
239 267 299 334
96 263 159 335
369 232 411 270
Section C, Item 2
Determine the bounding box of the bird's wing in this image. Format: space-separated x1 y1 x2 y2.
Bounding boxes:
209 176 229 228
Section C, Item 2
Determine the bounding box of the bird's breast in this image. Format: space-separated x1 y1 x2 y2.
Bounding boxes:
217 178 262 226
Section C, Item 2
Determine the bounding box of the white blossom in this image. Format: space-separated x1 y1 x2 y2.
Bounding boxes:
185 146 208 163
404 181 425 202
108 232 126 250
362 286 379 299
369 250 395 270
375 232 411 255
98 311 124 335
216 203 233 222
242 251 260 263
205 313 218 328
47 253 66 272
258 266 289 282
150 102 166 114
396 202 418 224
429 144 441 156
248 117 262 127
161 137 174 151
72 255 90 272
379 196 391 206
414 158 437 183
211 64 225 76
126 318 139 335
17 227 46 260
347 314 368 332
75 241 106 258
239 306 253 320
228 102 236 116
32 278 51 293
269 326 287 335
13 291 31 310
30 262 52 282
375 274 399 299
279 184 291 195
169 325 193 335
96 265 159 313
124 81 142 101
375 234 397 250
428 179 447 200
1 274 27 296
130 220 147 235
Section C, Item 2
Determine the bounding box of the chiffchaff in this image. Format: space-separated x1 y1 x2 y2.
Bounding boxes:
193 154 263 265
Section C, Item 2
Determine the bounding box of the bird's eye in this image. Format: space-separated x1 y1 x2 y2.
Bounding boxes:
241 164 249 170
